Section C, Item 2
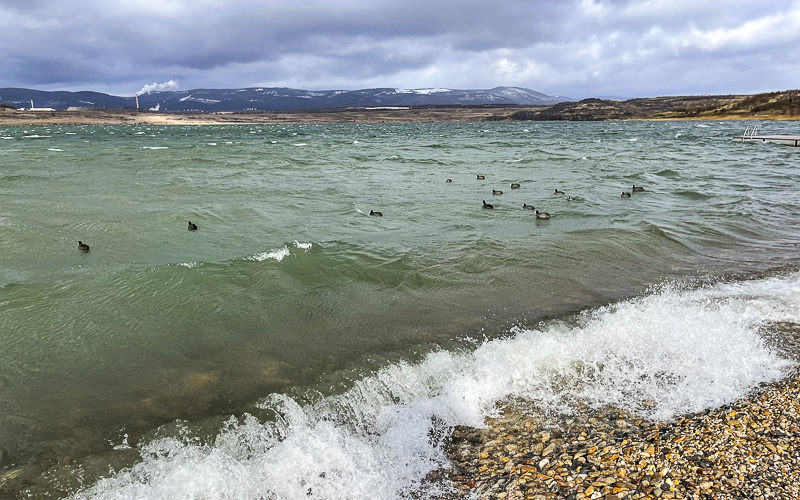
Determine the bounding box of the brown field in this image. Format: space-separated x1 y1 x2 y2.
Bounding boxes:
0 106 541 126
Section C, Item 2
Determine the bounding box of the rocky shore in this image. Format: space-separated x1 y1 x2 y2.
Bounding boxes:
441 322 800 499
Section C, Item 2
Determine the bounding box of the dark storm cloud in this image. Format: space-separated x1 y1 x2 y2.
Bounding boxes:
0 0 798 97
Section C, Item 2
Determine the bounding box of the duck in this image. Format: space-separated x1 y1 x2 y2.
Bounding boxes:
535 210 551 219
492 189 503 195
78 240 90 253
369 210 383 216
566 196 575 201
510 182 521 189
476 174 485 180
554 189 565 195
620 191 632 198
445 178 453 183
632 185 645 192
482 200 494 209
522 203 535 210
187 221 198 230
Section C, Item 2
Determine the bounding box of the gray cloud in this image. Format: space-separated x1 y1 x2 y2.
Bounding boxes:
0 0 797 98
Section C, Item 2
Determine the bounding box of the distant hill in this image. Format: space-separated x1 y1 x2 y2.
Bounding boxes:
493 91 800 121
0 86 573 112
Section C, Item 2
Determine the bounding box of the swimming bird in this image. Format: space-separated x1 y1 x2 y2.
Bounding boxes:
482 200 494 209
534 210 551 219
492 189 503 195
632 185 645 192
554 189 565 195
620 191 631 198
369 210 383 216
510 183 521 189
446 178 453 183
566 196 574 201
476 174 485 180
522 203 535 210
188 221 198 230
78 240 90 253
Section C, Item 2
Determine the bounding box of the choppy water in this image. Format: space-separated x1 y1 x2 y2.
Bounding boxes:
1 121 798 498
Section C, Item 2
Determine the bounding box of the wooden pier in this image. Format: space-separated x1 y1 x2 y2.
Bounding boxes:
734 127 800 147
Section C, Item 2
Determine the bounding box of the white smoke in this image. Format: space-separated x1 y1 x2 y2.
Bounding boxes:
137 79 179 96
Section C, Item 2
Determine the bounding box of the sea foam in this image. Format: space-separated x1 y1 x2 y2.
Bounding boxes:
247 242 313 262
69 273 797 500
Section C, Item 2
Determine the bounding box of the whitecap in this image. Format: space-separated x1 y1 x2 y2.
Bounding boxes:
293 143 307 147
142 146 169 150
47 148 63 152
177 262 200 268
249 246 291 262
293 241 312 250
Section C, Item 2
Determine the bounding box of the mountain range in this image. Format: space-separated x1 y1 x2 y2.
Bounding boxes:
0 86 572 112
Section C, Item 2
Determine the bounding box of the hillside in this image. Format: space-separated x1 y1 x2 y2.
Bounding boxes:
489 91 800 121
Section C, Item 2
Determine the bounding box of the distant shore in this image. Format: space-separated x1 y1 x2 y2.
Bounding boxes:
1 107 798 126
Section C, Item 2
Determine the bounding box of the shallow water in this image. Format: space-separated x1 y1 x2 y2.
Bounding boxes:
0 121 798 498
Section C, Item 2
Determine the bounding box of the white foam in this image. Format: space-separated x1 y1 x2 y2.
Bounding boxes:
142 146 168 150
47 148 63 152
248 246 291 262
293 143 307 147
293 241 312 250
68 273 798 499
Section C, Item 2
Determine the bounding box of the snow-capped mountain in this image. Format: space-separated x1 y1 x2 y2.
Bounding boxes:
0 86 572 111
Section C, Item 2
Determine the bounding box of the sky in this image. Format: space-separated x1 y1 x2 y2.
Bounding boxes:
1 0 798 99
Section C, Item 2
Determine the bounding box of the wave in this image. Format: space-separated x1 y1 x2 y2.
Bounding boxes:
245 241 313 262
674 189 714 200
68 272 798 499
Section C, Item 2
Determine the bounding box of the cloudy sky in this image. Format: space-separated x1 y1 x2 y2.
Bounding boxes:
1 0 798 98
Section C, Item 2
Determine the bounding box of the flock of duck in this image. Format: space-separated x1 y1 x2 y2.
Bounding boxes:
77 182 645 252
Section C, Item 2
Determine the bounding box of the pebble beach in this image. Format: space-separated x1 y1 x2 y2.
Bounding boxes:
442 322 800 500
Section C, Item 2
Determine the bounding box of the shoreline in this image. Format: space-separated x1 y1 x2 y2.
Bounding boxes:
440 322 800 499
1 109 798 127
